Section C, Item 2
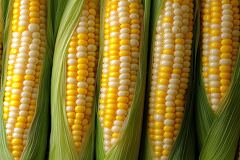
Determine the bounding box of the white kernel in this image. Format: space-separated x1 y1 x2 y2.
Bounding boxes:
6 124 14 129
14 68 25 74
67 77 76 84
113 120 123 127
19 104 29 110
19 111 28 116
12 133 23 138
119 73 130 79
23 80 34 86
66 106 74 112
219 59 232 65
28 24 39 32
23 86 32 92
165 101 175 107
28 57 38 63
116 109 127 116
120 56 131 62
119 79 130 85
21 91 31 98
76 99 86 105
9 112 18 118
76 51 87 58
26 69 35 75
154 114 164 121
112 126 120 132
104 128 112 134
164 119 174 125
120 28 130 33
8 118 16 123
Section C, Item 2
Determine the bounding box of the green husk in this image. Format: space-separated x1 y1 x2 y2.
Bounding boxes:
2 0 7 23
52 0 69 40
0 0 3 80
95 0 150 159
0 0 53 159
49 0 99 159
140 0 199 159
195 0 240 159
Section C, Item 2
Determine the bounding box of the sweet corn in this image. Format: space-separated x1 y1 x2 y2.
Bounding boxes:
146 0 194 159
49 0 99 159
98 0 144 152
1 0 47 159
201 0 240 111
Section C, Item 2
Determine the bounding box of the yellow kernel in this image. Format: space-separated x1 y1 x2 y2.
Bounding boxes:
219 66 231 72
175 38 184 44
209 68 219 74
104 121 112 128
220 72 231 79
220 53 232 59
12 139 22 145
112 133 119 138
164 132 173 138
165 113 175 119
220 45 232 52
68 119 74 126
78 88 87 94
162 149 170 156
72 125 82 130
220 79 230 85
76 113 85 119
12 150 22 157
116 115 125 121
67 112 75 119
10 101 20 107
75 106 85 112
17 117 27 123
66 96 75 101
117 97 129 103
221 39 232 45
11 94 20 100
12 145 24 151
209 87 219 92
117 103 128 110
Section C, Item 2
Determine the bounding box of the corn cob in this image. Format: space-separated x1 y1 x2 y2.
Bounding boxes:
96 0 150 159
49 0 99 159
98 0 143 152
201 0 240 111
195 0 240 159
0 0 47 159
65 0 99 151
146 0 194 159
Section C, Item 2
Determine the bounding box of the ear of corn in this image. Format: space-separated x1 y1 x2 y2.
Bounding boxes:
196 0 240 159
141 0 199 159
49 0 99 159
0 0 53 159
95 0 150 159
